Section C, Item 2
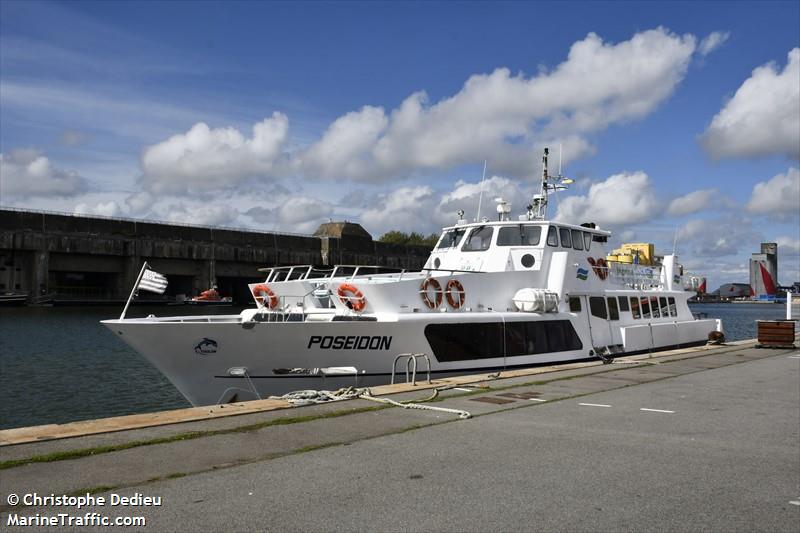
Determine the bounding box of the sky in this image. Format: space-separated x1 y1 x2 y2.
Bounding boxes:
1 0 798 290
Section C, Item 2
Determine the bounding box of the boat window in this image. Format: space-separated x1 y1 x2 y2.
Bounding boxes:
668 297 677 317
589 296 607 319
659 297 669 317
461 226 494 252
436 228 466 249
569 297 581 312
497 225 542 246
424 320 583 361
618 296 629 312
559 227 572 248
607 297 619 320
571 229 584 250
640 297 651 319
584 232 592 251
546 226 558 247
630 297 641 319
650 296 660 318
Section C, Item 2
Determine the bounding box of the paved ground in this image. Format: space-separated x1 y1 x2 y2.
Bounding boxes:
1 344 798 532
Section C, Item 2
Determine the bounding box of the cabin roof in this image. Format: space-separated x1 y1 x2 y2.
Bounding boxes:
440 220 611 236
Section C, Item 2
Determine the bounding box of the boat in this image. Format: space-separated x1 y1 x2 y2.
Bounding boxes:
102 149 723 406
186 287 233 306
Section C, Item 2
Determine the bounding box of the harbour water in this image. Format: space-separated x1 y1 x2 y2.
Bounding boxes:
0 302 792 430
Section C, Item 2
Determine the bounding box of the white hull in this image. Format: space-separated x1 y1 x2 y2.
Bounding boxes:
104 310 718 406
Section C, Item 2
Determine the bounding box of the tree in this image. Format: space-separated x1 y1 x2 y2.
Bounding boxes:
378 231 438 247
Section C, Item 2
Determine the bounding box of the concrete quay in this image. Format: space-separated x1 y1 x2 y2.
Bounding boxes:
1 340 798 531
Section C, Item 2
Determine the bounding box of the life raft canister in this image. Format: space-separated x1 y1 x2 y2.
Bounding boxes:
420 277 443 309
251 284 279 309
337 283 367 312
445 279 466 309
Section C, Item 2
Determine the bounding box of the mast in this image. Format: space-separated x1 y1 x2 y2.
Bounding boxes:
528 147 572 220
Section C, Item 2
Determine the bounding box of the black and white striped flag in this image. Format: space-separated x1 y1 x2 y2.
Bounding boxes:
138 268 168 294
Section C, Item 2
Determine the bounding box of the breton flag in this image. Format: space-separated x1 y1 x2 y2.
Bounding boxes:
138 268 168 294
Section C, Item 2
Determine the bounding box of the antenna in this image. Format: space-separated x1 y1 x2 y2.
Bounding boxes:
475 159 487 222
672 225 679 256
558 143 562 176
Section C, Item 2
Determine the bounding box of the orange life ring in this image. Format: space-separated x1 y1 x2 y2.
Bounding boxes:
251 284 279 309
420 277 442 309
337 283 366 312
445 279 465 309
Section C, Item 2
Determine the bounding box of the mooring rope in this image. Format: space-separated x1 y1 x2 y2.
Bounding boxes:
269 386 471 419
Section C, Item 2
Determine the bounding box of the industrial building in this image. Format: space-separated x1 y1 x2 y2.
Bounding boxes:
0 209 431 305
750 242 778 299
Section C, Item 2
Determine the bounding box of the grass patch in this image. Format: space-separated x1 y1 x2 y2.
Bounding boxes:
0 405 384 471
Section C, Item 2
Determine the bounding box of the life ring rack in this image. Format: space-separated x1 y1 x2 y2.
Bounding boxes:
337 283 367 312
420 277 443 309
251 283 279 309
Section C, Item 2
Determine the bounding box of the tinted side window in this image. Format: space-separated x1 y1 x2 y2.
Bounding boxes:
547 226 558 247
571 229 584 250
497 225 543 246
436 229 465 249
497 226 522 246
462 226 494 252
425 321 582 361
607 297 619 320
630 297 641 319
590 296 607 319
659 297 669 317
650 296 660 318
668 297 677 317
618 296 629 312
569 297 582 312
584 232 592 251
523 226 542 245
640 297 651 319
559 227 572 248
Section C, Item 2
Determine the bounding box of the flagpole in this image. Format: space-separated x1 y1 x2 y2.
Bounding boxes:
120 262 148 320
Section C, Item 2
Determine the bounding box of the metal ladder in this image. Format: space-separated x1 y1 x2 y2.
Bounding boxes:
391 353 431 386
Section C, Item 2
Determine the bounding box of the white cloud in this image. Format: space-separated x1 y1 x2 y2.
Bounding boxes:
74 200 123 218
360 186 438 235
746 167 800 214
775 236 800 255
60 129 90 146
698 31 730 56
701 48 800 160
140 113 289 194
667 189 717 216
297 106 388 180
0 149 88 198
155 203 241 227
246 196 334 233
138 27 698 189
677 217 760 257
554 171 660 227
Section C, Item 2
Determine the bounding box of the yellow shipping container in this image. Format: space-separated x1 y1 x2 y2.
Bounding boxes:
607 243 655 265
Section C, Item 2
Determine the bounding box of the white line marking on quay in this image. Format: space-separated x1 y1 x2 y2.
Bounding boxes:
454 387 475 392
528 398 547 402
787 354 800 359
788 500 800 506
640 408 675 414
579 403 612 408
